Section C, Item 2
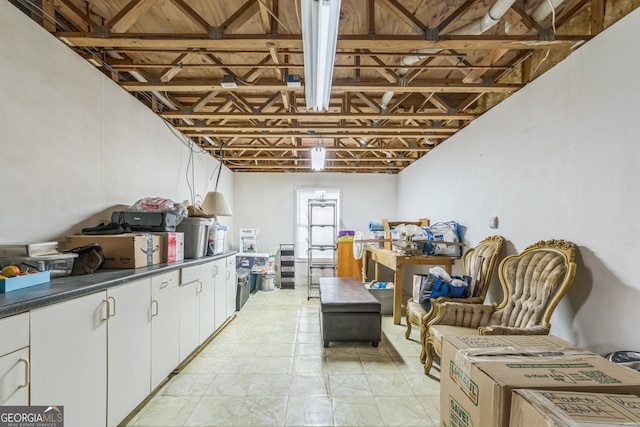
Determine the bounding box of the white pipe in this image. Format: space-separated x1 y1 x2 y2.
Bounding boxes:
450 0 517 35
531 0 564 23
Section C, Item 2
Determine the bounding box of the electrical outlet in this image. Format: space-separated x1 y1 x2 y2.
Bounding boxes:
488 216 498 229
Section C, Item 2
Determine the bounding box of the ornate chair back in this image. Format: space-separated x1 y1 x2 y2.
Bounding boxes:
490 239 577 329
462 235 504 300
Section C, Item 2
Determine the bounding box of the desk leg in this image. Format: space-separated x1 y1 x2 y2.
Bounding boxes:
393 267 403 325
362 251 369 282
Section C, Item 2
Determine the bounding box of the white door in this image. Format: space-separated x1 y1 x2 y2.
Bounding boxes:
199 269 215 344
106 279 151 427
151 278 180 390
31 291 108 427
212 258 227 330
179 280 200 361
0 312 29 406
226 255 237 318
0 348 29 405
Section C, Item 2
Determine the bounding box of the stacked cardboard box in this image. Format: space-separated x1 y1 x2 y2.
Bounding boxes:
510 389 640 427
64 234 162 269
440 335 640 427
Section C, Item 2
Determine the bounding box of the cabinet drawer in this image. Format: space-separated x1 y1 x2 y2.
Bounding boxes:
181 264 202 284
0 312 29 357
151 270 179 294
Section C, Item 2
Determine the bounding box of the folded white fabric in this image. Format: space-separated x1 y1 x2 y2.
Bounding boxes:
428 266 451 282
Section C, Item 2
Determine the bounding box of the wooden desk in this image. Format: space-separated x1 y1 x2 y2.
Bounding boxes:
362 247 456 325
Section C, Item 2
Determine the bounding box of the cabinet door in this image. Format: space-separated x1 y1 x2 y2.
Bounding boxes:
106 279 151 427
179 280 200 362
31 291 108 427
226 255 237 318
0 348 29 405
151 280 180 390
212 258 227 330
0 312 29 406
199 270 215 344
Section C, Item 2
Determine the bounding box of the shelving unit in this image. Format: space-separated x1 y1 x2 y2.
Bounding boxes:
307 199 337 299
278 244 295 289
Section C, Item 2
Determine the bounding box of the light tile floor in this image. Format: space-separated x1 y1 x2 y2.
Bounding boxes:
124 285 441 427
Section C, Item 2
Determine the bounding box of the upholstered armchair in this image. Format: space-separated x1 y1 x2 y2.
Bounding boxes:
404 236 504 356
422 239 577 375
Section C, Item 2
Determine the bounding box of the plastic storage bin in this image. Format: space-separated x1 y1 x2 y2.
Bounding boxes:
0 253 78 278
366 284 394 315
176 217 211 259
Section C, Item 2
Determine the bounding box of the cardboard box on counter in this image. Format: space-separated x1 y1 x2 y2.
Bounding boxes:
151 232 184 263
440 335 640 427
510 389 640 427
64 234 162 269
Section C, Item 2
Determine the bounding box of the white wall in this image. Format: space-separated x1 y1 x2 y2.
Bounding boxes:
233 172 398 254
0 1 233 244
398 8 640 355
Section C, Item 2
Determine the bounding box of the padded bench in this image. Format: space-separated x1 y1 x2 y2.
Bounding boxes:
319 277 382 347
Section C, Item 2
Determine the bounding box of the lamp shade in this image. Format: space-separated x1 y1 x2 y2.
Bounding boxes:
301 0 342 111
202 191 233 216
310 146 326 171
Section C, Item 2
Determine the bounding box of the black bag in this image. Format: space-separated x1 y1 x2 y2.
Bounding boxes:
417 273 439 311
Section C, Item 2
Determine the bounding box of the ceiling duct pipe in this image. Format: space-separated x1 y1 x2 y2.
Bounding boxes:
531 0 565 23
449 0 518 35
380 0 518 110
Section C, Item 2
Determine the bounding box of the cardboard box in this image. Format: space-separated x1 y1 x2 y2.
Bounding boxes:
64 234 162 269
151 232 184 263
510 389 640 426
440 335 640 427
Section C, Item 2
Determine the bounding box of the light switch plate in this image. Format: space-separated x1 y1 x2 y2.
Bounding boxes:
488 216 498 229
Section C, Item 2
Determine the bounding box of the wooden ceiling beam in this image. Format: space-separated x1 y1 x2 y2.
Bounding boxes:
160 51 198 82
191 91 220 112
590 0 605 35
222 0 260 33
169 0 211 33
123 80 520 93
164 111 474 120
53 0 95 32
210 146 432 152
438 0 477 34
108 0 160 33
375 0 427 34
57 34 588 50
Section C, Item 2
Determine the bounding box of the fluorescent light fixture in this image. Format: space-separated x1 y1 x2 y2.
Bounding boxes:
310 146 326 171
301 0 341 111
220 75 238 89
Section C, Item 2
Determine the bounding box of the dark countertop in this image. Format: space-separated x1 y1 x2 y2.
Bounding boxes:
0 252 237 319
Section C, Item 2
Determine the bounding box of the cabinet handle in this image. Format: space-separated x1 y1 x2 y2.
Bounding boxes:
226 270 231 279
160 280 170 289
197 280 203 294
108 296 116 318
19 358 30 388
213 265 218 277
151 300 159 317
102 299 110 321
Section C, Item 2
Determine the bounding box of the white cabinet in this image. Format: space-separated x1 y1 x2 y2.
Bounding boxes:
0 313 29 406
179 264 202 362
30 291 108 427
226 255 237 318
210 258 227 331
198 264 215 344
150 270 180 390
106 278 151 427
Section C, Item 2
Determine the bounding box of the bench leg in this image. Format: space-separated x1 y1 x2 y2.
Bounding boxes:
324 340 329 348
372 341 378 347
